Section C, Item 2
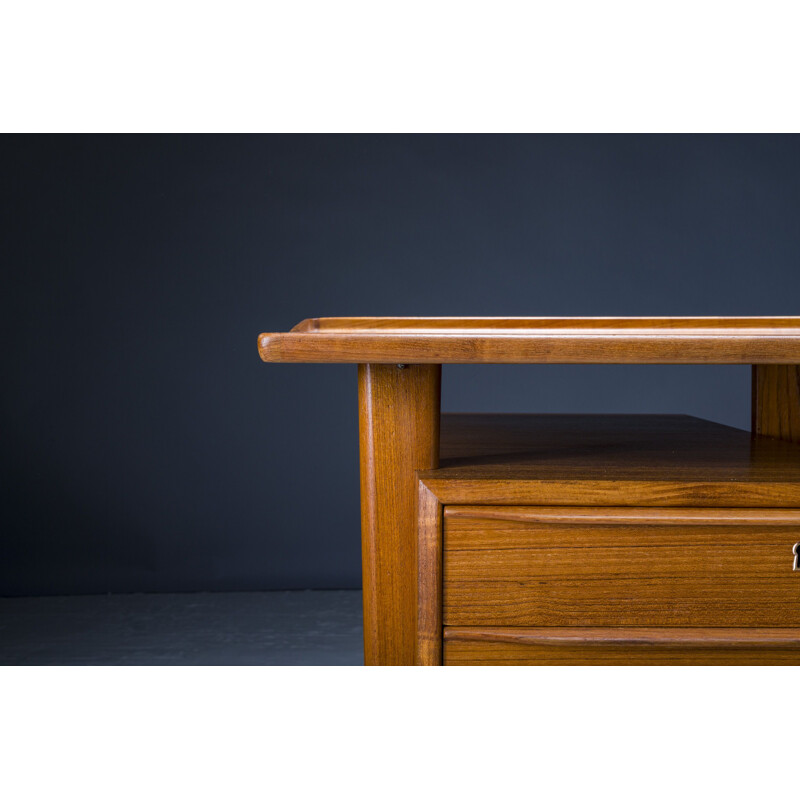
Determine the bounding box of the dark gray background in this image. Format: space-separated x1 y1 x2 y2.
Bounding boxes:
3 134 799 597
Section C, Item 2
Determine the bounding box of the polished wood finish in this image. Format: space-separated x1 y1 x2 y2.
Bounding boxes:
444 637 800 665
258 317 800 665
412 414 800 664
259 317 800 364
359 363 441 665
444 626 800 646
423 414 800 507
443 509 800 627
295 317 800 332
415 482 442 667
444 506 800 526
753 365 800 445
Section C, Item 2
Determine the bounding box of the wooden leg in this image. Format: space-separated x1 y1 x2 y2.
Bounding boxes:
358 364 441 665
752 365 800 444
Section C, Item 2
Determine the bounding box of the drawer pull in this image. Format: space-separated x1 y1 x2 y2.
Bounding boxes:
794 543 800 572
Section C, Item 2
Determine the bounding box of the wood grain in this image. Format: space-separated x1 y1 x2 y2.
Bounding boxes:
298 317 800 331
445 627 800 664
445 579 800 627
259 317 800 364
424 480 800 507
445 518 800 551
256 316 800 665
359 363 440 665
447 540 797 579
444 639 800 665
423 414 800 507
444 506 800 526
752 365 800 444
444 626 800 646
443 510 800 627
415 481 442 666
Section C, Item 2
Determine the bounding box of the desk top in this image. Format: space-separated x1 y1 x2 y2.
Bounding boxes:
258 317 800 364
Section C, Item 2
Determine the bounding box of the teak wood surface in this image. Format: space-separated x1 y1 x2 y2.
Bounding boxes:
259 316 800 364
443 626 800 665
416 415 800 665
443 638 800 665
443 511 800 628
358 364 440 665
426 414 800 507
258 317 800 665
415 482 442 667
753 365 800 445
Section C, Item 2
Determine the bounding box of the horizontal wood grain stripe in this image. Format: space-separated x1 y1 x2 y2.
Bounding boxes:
443 626 800 646
445 545 797 580
420 479 800 507
443 506 800 525
443 579 800 627
298 317 800 332
443 640 800 665
445 521 800 550
258 331 800 364
432 414 800 494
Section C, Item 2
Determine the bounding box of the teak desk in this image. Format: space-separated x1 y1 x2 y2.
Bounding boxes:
258 318 800 665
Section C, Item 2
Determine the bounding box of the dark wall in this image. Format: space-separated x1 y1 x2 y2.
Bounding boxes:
3 134 799 596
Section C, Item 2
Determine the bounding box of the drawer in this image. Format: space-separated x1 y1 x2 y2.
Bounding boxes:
443 506 800 628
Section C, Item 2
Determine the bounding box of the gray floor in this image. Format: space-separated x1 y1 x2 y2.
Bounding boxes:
0 590 364 665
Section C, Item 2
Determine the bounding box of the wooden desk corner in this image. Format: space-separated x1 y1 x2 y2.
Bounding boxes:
258 317 800 665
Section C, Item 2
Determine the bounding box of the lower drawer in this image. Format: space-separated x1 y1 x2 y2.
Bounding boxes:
443 628 800 665
444 506 800 627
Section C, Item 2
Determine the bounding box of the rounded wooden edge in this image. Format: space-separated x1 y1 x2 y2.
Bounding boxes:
444 627 800 648
442 506 800 525
291 316 800 332
257 333 284 362
257 331 800 364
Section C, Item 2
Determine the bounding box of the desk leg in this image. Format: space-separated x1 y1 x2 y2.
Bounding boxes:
752 365 800 444
358 363 441 665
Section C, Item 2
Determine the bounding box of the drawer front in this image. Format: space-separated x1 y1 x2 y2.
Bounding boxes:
443 507 800 627
444 641 800 666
